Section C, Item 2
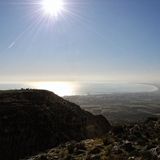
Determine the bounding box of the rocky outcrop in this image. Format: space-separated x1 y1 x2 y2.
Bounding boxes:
112 140 134 154
22 117 160 160
0 89 111 160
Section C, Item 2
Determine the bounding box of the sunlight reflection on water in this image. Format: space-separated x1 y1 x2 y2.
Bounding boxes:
30 82 78 96
0 82 158 97
30 82 158 96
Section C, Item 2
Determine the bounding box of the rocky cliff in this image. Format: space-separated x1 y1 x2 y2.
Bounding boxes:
0 89 111 160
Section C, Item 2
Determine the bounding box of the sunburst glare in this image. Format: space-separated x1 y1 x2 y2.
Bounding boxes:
41 0 64 17
1 0 107 58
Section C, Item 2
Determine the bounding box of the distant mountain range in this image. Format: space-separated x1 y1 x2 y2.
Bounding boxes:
0 89 111 160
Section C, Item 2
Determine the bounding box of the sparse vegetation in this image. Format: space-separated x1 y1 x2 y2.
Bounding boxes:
1 89 160 160
39 154 48 160
67 141 76 153
23 117 160 160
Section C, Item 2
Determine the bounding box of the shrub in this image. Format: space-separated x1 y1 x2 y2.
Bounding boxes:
128 134 137 141
146 144 156 150
39 154 48 160
65 155 73 160
105 146 112 156
103 137 115 145
140 150 152 159
137 137 148 146
134 131 142 138
67 143 76 154
129 150 140 157
112 126 124 135
76 142 86 150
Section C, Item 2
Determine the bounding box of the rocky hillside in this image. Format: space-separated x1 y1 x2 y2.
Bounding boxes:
0 89 111 160
23 117 160 160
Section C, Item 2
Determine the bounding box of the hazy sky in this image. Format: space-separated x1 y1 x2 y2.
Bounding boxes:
0 0 160 83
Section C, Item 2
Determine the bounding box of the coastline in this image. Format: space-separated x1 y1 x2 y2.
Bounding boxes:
0 82 159 96
138 83 159 92
128 82 159 93
149 85 159 92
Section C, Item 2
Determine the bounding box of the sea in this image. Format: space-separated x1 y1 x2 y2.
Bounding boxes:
0 82 158 97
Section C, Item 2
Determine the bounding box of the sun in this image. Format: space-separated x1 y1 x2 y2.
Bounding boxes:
41 0 63 17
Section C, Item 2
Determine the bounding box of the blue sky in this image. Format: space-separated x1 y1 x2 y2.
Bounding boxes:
0 0 160 83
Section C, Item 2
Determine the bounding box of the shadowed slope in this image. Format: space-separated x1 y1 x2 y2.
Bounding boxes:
0 89 111 160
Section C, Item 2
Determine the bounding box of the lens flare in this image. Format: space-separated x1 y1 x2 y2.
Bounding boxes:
41 0 63 17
